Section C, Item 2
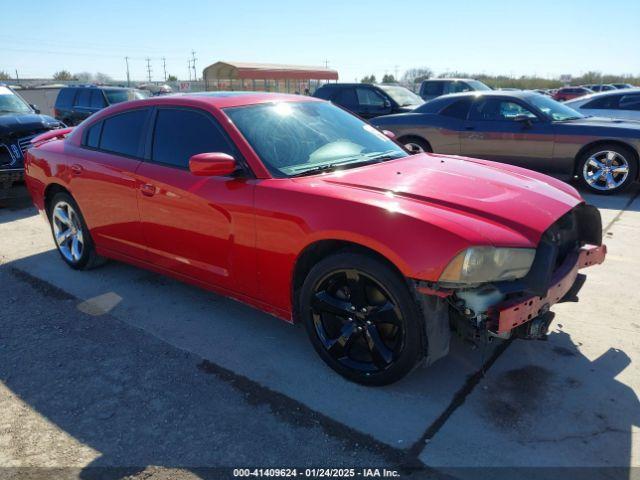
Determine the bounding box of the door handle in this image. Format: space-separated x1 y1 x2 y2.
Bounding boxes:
71 164 83 175
140 183 156 197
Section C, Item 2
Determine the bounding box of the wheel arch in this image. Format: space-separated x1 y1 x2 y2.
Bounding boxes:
396 134 433 153
573 139 640 179
44 183 72 214
290 239 407 323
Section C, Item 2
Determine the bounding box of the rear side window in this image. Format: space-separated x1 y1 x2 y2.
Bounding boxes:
582 95 621 109
84 121 103 148
421 82 443 96
74 89 92 107
440 98 472 119
314 87 333 100
619 94 640 111
56 88 76 108
99 109 149 157
90 90 106 109
333 88 358 108
151 108 234 169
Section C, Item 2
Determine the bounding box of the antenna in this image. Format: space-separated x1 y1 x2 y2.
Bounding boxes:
125 57 131 87
145 57 152 82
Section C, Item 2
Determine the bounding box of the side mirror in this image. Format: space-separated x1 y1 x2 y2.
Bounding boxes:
30 104 41 114
189 152 237 176
382 130 396 140
383 99 392 109
513 114 535 127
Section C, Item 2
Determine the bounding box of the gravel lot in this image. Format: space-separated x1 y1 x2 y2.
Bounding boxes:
1 182 639 480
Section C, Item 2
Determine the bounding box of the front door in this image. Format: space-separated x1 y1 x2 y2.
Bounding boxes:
460 97 554 171
136 106 256 294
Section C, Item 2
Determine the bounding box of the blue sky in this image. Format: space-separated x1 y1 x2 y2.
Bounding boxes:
2 0 639 82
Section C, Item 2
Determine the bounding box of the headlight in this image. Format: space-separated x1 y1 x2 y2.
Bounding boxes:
439 247 535 285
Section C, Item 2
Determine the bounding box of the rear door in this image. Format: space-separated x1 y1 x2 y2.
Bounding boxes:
69 108 151 258
54 88 77 124
460 96 555 171
71 88 103 124
136 106 256 293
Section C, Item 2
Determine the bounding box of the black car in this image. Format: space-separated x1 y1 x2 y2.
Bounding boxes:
418 78 491 100
371 91 640 194
0 85 65 198
53 85 147 126
313 83 423 119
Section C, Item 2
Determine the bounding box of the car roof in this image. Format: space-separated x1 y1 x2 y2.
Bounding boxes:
565 87 640 103
429 90 539 101
423 78 478 82
318 83 382 88
62 85 137 91
125 91 322 109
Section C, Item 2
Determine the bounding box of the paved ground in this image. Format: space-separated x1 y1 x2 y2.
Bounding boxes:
1 182 639 480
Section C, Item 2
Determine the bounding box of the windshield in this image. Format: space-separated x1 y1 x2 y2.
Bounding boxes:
225 101 408 177
378 85 424 107
528 94 584 121
0 86 33 114
104 89 146 104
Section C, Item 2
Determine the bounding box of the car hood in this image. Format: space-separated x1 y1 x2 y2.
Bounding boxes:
0 113 62 138
308 154 583 246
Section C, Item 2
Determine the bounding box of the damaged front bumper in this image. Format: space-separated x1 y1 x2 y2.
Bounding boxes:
490 244 606 334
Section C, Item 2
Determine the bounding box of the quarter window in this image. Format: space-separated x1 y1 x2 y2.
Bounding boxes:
85 121 102 148
151 108 234 169
99 109 149 157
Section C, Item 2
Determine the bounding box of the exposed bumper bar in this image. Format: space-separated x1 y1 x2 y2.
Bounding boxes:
493 244 606 333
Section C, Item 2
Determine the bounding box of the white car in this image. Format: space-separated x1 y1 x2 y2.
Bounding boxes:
565 88 640 121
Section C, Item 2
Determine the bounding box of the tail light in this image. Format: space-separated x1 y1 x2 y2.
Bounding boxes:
53 108 59 118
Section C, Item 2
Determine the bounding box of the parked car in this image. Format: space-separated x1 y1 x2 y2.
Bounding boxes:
552 86 593 102
53 85 148 126
0 84 65 198
418 78 491 101
612 83 635 89
313 83 423 119
25 92 606 385
583 84 616 93
371 91 640 194
565 89 640 121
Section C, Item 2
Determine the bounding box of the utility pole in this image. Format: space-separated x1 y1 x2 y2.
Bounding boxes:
162 57 167 82
187 59 192 81
145 57 152 82
191 50 197 81
125 57 131 87
323 59 330 69
394 65 399 81
15 69 19 83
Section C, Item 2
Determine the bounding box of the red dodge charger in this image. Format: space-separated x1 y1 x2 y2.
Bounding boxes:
24 92 606 385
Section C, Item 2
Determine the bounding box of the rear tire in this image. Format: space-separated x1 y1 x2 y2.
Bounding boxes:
577 143 637 195
300 251 425 386
48 192 106 270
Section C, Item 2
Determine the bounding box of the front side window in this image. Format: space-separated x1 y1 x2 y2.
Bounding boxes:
104 89 144 105
225 101 407 177
356 88 386 107
469 98 537 121
151 108 234 169
378 85 423 107
99 109 149 157
445 82 473 94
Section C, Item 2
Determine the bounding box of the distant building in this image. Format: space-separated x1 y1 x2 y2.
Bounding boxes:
202 61 338 94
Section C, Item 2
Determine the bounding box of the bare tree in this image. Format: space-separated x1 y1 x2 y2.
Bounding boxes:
94 72 112 84
73 72 92 83
402 67 433 85
53 70 73 81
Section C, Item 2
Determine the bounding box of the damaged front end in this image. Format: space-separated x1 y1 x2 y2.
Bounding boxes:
417 203 606 358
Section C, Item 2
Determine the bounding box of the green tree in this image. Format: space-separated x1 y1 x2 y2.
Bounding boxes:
53 70 73 81
167 74 178 82
381 74 396 83
360 74 377 84
0 70 11 81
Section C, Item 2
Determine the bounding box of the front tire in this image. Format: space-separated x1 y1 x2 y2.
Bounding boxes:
300 252 425 386
400 136 432 155
577 144 637 195
48 192 105 270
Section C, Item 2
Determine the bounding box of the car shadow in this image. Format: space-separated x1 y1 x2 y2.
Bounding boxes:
0 184 37 224
2 249 638 478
